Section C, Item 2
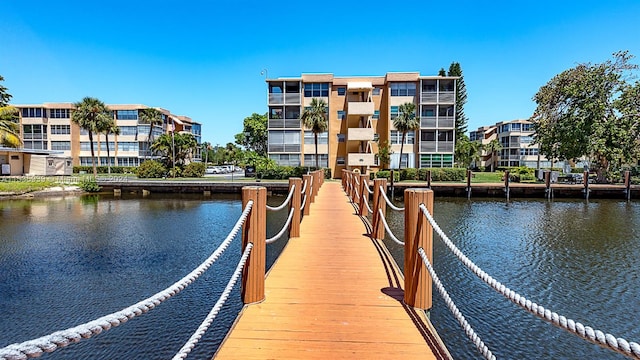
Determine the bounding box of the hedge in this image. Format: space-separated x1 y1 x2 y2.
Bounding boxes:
73 166 137 174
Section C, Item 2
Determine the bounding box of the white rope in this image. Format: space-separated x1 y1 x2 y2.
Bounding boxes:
0 201 254 360
417 248 496 360
377 209 404 245
419 204 640 359
363 194 373 214
354 175 360 186
172 243 253 360
354 187 360 203
266 207 295 244
301 179 307 195
379 185 404 211
300 194 307 213
366 183 373 194
266 184 295 211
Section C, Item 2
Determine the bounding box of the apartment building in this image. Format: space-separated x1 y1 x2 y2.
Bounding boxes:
14 103 201 168
266 72 458 178
471 119 546 169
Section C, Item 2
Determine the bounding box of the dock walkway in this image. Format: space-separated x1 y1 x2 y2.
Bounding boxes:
214 181 449 359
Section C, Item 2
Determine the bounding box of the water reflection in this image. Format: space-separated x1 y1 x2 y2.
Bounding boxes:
383 198 640 360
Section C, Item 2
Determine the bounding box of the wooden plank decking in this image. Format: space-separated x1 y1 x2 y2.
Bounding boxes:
214 181 450 359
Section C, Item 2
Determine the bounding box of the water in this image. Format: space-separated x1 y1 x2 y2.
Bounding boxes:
382 198 640 360
2 194 639 359
0 193 289 360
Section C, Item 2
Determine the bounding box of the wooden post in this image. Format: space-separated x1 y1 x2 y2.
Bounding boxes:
427 170 432 189
544 170 552 199
310 171 317 203
504 170 510 201
341 169 346 189
372 178 387 240
241 186 266 304
114 188 121 197
404 188 433 310
302 174 312 216
289 178 301 237
583 170 590 200
359 174 369 216
466 169 472 199
390 169 395 199
349 171 355 201
624 170 632 201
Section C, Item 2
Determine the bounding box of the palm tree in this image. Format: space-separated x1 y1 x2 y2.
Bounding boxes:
393 102 420 170
201 141 212 165
0 106 21 148
103 119 120 174
139 108 163 159
151 132 198 168
300 98 328 169
71 97 111 177
486 139 502 172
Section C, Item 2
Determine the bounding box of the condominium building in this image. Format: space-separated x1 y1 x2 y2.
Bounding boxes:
471 119 545 169
13 103 201 168
266 72 458 178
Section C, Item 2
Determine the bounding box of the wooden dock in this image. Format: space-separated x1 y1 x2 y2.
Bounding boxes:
214 181 450 359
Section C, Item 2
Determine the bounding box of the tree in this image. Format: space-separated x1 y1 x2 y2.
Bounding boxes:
531 51 640 182
393 102 420 169
224 142 242 166
300 98 328 168
485 139 502 172
234 112 268 156
438 68 446 76
201 141 212 165
377 140 393 169
448 62 468 143
102 119 120 174
139 108 164 159
151 132 198 169
71 97 111 177
0 76 21 148
455 135 482 169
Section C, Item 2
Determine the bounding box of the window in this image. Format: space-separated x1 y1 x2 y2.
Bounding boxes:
390 106 399 120
422 106 436 117
438 130 454 142
422 131 436 141
304 131 328 144
391 130 415 145
372 110 379 120
511 123 522 131
337 157 345 165
51 141 71 150
521 136 533 143
269 154 300 166
285 106 300 119
120 126 138 136
438 106 454 117
421 154 453 168
269 130 301 152
50 125 71 135
23 124 47 140
337 87 346 96
372 87 381 95
304 83 329 97
285 82 300 93
390 83 416 96
21 108 43 118
500 124 510 133
337 134 345 143
304 154 328 167
337 110 345 120
422 81 437 92
116 110 137 120
522 123 532 131
49 109 70 118
269 82 283 94
270 107 283 119
117 142 139 152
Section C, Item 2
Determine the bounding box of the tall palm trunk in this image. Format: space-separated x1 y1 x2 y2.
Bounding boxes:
88 131 97 177
314 133 319 169
106 132 111 174
398 132 406 170
147 125 153 160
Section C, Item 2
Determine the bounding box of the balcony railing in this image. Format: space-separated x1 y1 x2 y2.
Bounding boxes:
419 141 454 152
268 144 301 153
439 91 455 103
420 141 437 152
420 91 455 103
421 92 437 103
285 93 301 104
347 153 376 166
269 93 301 104
421 117 436 128
438 116 455 128
439 141 454 152
347 128 375 141
347 102 374 116
269 93 284 104
268 119 301 128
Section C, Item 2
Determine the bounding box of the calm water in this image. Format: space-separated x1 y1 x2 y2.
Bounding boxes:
0 193 289 360
1 194 639 359
383 198 640 359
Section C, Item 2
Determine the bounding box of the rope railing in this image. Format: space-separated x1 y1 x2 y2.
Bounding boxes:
366 183 373 194
266 184 295 212
0 201 254 360
300 179 307 195
379 185 405 211
172 243 253 360
266 208 295 244
363 193 373 214
418 248 496 360
378 209 404 245
300 194 307 213
419 204 640 359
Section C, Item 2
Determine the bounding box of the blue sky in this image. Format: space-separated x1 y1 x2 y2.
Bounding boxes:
2 0 639 145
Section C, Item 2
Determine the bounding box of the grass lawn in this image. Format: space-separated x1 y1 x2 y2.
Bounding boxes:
0 179 57 193
470 172 504 183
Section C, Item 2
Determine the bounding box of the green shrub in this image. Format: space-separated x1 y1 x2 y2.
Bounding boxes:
400 168 418 181
426 168 466 181
374 170 400 182
79 177 101 192
137 160 167 178
73 165 136 174
182 162 206 178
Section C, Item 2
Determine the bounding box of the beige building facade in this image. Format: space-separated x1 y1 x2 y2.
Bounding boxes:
266 72 458 178
12 103 201 169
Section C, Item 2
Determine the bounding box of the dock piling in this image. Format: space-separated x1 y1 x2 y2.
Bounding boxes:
241 186 266 304
404 188 434 310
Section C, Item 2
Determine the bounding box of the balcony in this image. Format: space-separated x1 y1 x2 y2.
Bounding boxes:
268 119 301 128
285 93 301 104
347 102 374 116
438 116 455 128
421 117 436 128
421 92 437 103
347 128 374 141
268 144 301 153
439 91 455 103
348 153 376 166
347 81 373 90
